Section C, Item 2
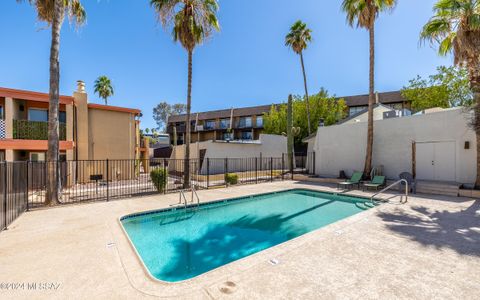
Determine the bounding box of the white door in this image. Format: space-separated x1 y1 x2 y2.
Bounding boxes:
416 142 456 182
416 143 435 181
433 142 456 181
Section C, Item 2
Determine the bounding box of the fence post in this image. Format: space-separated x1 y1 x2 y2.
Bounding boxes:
255 157 258 184
106 159 109 201
312 152 316 175
291 153 294 180
163 159 167 194
206 158 210 189
224 158 228 186
270 157 273 182
281 154 284 181
26 161 29 211
3 162 8 230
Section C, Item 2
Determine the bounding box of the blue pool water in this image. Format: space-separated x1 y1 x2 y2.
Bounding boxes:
121 189 373 282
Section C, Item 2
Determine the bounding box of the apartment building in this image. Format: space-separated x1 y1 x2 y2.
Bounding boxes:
166 91 409 145
0 81 143 162
167 105 271 145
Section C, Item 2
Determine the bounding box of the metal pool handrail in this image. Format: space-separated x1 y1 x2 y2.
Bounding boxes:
191 185 200 206
370 179 408 204
179 190 188 208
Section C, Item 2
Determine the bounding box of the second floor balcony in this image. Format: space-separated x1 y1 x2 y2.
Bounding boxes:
13 119 66 141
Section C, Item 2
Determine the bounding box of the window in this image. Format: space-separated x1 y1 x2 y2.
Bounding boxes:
222 132 233 140
238 117 252 128
256 116 263 127
59 111 67 123
219 118 230 129
348 106 367 116
28 109 67 123
29 152 46 162
0 106 4 120
28 108 48 122
241 131 252 140
204 120 216 130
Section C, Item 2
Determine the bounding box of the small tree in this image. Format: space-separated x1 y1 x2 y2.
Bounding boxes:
402 66 473 112
153 101 187 132
94 75 114 105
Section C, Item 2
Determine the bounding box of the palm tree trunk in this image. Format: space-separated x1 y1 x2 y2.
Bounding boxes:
363 20 375 178
300 52 311 135
470 66 480 188
46 0 64 205
183 50 192 189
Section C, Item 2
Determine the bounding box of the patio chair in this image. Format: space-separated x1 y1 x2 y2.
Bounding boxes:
337 171 363 190
399 172 416 194
362 176 386 191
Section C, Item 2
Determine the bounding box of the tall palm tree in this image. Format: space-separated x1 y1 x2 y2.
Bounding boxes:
94 75 114 105
342 0 396 178
20 0 86 205
150 0 220 188
421 0 480 187
285 21 313 135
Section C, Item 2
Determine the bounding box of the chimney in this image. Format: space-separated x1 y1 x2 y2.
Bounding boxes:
375 92 379 104
77 80 86 93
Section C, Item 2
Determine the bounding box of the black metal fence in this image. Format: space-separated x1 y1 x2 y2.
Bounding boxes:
1 153 315 232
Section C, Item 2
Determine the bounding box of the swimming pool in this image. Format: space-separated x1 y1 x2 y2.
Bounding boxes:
120 189 375 282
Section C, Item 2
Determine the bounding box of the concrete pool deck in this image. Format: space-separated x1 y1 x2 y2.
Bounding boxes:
0 181 479 299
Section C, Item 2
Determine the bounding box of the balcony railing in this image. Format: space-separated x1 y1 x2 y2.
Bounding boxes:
13 120 66 141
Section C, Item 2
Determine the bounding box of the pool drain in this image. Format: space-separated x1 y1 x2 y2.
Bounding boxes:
269 258 279 265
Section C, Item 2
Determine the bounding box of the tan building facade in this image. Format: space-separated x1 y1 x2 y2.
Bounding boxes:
0 81 144 162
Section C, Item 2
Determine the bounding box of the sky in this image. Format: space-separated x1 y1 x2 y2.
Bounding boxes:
1 0 452 130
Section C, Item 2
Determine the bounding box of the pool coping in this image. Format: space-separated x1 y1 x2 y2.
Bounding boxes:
112 186 383 296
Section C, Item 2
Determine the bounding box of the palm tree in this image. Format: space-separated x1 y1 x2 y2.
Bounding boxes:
20 0 86 205
285 21 313 135
421 0 480 187
94 75 114 105
342 0 396 178
150 0 220 188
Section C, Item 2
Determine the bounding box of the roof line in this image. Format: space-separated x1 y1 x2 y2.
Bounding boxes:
0 87 74 104
87 103 141 115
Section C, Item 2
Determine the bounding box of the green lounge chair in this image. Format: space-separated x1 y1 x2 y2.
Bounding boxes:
337 172 363 190
362 176 386 191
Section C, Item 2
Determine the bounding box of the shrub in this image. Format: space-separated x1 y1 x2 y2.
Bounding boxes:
225 173 238 185
150 168 168 192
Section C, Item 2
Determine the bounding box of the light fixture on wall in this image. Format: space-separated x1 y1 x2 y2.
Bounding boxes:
465 141 470 150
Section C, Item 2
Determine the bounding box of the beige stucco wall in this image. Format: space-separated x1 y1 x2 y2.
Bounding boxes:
313 107 476 183
88 108 136 160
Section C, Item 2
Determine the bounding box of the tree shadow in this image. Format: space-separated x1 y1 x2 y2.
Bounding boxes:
377 201 480 257
157 201 336 281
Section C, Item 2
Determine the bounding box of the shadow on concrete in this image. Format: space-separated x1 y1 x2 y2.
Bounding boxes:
378 201 480 257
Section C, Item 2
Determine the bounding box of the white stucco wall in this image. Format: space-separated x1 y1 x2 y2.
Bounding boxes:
313 108 476 183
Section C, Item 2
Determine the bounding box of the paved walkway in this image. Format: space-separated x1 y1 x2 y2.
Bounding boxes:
0 181 479 299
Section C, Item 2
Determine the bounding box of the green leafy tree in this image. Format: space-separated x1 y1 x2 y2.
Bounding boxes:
19 0 86 205
150 0 220 189
402 66 473 112
94 75 114 105
342 0 396 177
420 0 480 186
285 20 313 134
264 89 347 145
152 101 187 131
